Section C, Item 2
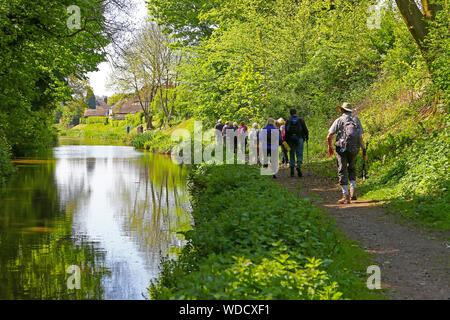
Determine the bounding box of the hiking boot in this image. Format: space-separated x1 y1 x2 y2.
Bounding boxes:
337 194 350 204
350 189 357 201
296 166 302 178
290 167 295 177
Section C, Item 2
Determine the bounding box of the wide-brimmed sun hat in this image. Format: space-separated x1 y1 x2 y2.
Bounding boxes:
339 102 354 113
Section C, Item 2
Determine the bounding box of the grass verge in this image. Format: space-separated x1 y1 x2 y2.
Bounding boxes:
57 123 133 145
149 164 386 300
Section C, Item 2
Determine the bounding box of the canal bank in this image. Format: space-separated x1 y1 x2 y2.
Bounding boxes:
57 118 195 155
0 141 191 299
150 164 386 300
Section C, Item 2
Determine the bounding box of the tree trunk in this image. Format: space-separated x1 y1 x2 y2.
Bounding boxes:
146 114 154 130
396 0 428 51
395 0 443 53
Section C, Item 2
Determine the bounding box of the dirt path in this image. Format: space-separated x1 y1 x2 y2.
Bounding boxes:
275 166 450 300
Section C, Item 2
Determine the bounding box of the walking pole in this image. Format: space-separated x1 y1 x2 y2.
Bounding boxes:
305 139 308 177
306 140 309 164
362 142 369 180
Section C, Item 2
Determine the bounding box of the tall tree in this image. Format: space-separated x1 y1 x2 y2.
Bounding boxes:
109 22 181 129
0 0 134 155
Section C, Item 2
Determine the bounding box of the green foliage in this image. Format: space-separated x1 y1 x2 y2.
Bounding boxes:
425 6 450 106
378 10 429 87
350 71 450 230
147 0 216 44
108 93 128 106
125 112 144 127
109 119 126 128
360 122 449 230
172 0 401 126
131 118 196 152
0 136 14 185
0 0 113 175
85 89 97 110
59 100 86 128
152 88 179 127
150 165 384 300
148 0 448 126
86 117 108 125
61 123 132 144
131 131 173 153
0 108 57 157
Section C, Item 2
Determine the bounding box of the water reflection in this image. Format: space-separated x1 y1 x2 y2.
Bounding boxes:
0 145 191 300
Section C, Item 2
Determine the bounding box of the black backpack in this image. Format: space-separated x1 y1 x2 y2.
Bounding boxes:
338 115 361 153
265 128 272 146
286 117 303 140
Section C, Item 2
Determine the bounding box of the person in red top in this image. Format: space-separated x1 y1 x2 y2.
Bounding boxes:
238 121 248 154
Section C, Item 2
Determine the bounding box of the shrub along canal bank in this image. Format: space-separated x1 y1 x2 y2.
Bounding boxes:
149 164 386 300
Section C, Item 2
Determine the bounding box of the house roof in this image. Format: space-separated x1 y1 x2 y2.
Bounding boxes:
96 100 111 109
84 109 108 117
114 98 142 114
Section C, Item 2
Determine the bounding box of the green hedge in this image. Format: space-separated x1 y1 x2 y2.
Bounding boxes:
109 119 126 127
85 117 108 125
150 165 383 300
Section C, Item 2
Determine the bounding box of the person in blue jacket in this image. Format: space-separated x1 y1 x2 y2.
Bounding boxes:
260 118 282 179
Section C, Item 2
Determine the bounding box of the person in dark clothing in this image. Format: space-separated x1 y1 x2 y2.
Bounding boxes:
232 122 239 153
222 121 233 145
260 118 282 179
215 119 224 143
284 108 309 177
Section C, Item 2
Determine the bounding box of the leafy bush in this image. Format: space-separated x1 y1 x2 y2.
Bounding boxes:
1 108 57 157
131 131 155 149
150 165 383 300
125 112 144 127
131 131 174 153
0 137 14 185
131 119 197 153
360 116 450 229
425 7 450 106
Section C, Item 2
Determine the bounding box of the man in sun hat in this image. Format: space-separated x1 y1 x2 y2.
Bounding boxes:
327 102 367 204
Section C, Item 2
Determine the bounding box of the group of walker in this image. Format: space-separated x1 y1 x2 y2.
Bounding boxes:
214 102 367 205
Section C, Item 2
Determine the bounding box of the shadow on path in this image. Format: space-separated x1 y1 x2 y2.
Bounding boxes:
275 166 450 300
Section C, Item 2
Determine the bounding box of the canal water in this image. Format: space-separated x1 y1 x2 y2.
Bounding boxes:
0 141 191 300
